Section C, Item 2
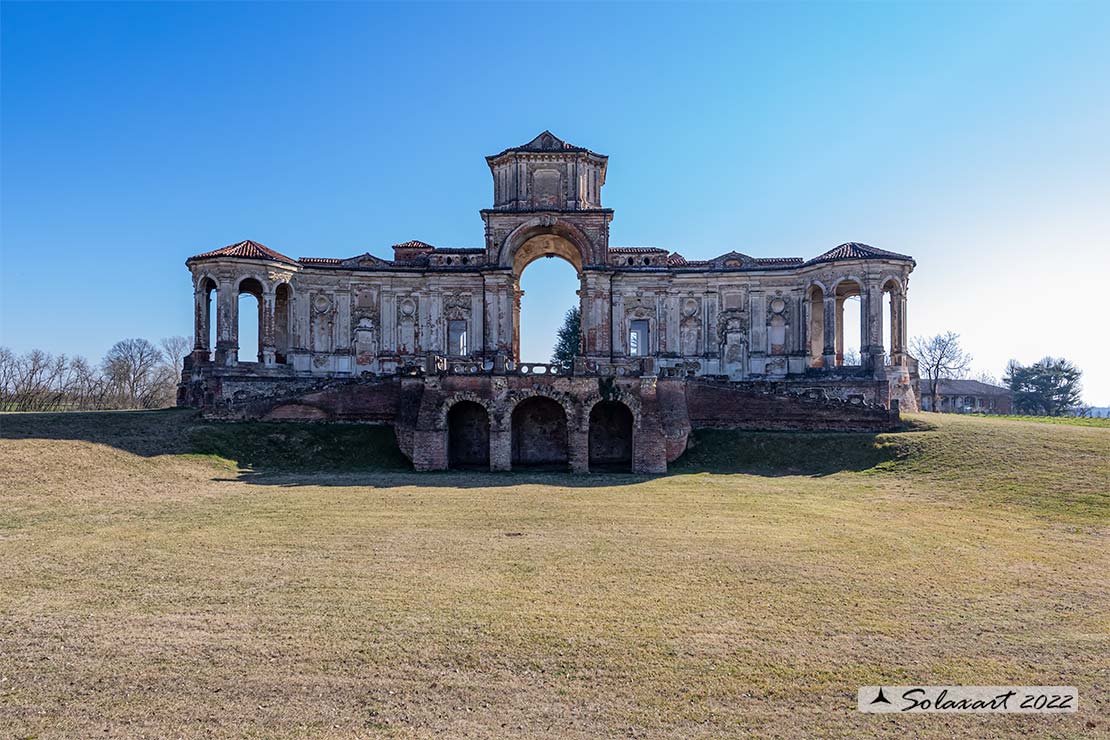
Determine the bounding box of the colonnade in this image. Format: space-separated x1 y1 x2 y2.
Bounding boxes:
192 276 293 367
806 278 907 373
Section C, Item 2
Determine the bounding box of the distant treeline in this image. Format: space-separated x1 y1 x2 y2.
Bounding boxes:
0 336 189 412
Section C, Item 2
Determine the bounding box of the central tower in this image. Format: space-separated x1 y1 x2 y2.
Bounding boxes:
480 132 616 362
485 130 609 211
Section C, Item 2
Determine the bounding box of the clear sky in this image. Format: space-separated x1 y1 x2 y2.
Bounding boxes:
2 2 1108 403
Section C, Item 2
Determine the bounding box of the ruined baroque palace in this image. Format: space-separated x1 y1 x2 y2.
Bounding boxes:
181 132 918 473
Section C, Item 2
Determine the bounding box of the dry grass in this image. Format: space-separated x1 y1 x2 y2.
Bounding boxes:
0 410 1107 738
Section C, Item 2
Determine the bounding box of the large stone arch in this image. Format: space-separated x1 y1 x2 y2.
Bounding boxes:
497 217 595 272
503 223 590 363
579 389 643 430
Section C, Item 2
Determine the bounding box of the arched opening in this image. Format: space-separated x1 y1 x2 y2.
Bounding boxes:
274 283 292 365
588 401 633 472
881 278 902 366
807 284 824 367
238 278 264 364
199 277 217 359
447 401 490 469
834 280 862 367
511 396 568 469
513 233 583 364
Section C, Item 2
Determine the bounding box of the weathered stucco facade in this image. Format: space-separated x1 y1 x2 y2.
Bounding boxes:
180 132 917 473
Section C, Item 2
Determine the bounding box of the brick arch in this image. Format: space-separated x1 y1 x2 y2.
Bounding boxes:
509 394 572 469
580 391 643 431
504 389 578 430
437 392 498 431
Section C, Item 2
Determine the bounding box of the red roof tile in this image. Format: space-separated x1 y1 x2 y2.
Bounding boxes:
805 242 913 266
189 240 297 265
392 240 434 250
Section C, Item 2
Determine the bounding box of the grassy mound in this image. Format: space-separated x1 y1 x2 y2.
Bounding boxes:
1 408 1106 738
190 420 411 471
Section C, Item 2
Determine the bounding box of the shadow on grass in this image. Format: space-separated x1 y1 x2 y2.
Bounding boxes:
0 408 932 488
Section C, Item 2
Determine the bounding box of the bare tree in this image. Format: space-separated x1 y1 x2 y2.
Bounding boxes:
160 335 192 377
1 339 184 412
975 370 1000 386
0 347 15 409
103 338 165 409
910 331 972 411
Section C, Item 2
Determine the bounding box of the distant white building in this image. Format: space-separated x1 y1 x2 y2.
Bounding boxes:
918 379 1013 414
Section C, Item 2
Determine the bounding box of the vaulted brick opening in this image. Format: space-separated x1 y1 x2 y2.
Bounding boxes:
511 396 568 469
447 401 490 469
588 400 633 472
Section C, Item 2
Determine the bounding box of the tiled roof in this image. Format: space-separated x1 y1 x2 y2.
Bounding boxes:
610 246 666 253
189 240 297 265
393 240 434 250
919 379 1012 396
667 252 687 266
805 242 913 266
298 257 343 265
432 247 484 254
754 257 804 265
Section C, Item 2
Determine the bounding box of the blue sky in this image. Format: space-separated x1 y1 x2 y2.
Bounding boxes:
2 1 1108 402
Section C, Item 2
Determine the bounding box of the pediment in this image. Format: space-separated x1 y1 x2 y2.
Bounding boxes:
709 251 755 269
341 252 391 268
519 130 568 152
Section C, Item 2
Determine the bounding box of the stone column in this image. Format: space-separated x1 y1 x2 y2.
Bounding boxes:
512 286 523 361
834 296 845 366
862 283 885 376
580 270 612 358
260 289 277 366
490 418 511 471
568 425 589 473
890 293 907 365
822 295 836 369
483 272 513 359
192 283 211 361
215 280 238 366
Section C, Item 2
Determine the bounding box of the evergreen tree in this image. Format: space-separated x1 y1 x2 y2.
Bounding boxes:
550 306 581 372
1004 357 1084 416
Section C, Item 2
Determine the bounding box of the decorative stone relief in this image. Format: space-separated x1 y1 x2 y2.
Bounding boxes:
680 298 702 357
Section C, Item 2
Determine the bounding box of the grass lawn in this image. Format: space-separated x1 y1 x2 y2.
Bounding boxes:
1 410 1107 738
966 413 1110 428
